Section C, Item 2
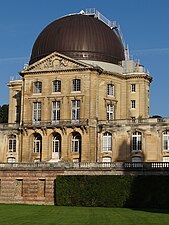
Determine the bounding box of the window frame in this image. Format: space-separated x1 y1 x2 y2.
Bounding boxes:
33 134 42 153
132 131 142 151
52 134 61 153
163 131 169 151
71 132 81 153
107 104 114 120
33 81 42 94
131 100 136 109
33 102 41 124
52 101 60 123
107 84 114 96
131 84 136 92
8 135 16 152
102 132 112 152
71 100 80 122
72 79 81 92
52 80 61 93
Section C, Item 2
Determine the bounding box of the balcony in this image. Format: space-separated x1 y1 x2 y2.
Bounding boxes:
22 119 88 128
98 117 169 127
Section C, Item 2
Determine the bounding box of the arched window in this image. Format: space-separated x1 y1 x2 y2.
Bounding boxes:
52 133 61 160
163 131 169 151
8 135 16 152
132 131 142 151
71 132 81 153
53 80 61 93
102 132 112 151
33 133 42 153
34 81 42 94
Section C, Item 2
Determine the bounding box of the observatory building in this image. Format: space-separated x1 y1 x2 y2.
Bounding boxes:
1 9 169 164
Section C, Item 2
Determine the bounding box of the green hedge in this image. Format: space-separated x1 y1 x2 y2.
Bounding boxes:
55 175 169 208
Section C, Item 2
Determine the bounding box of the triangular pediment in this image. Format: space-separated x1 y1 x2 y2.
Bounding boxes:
20 52 94 74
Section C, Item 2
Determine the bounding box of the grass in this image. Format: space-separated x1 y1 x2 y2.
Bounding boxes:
0 205 169 225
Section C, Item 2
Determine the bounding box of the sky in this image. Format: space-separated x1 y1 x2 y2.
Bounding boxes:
0 0 169 117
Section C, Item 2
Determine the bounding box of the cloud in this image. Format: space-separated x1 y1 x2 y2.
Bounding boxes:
131 48 169 55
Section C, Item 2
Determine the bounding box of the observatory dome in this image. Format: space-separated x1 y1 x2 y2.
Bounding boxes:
29 13 125 65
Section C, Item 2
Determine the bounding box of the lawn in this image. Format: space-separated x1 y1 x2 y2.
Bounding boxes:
0 205 169 225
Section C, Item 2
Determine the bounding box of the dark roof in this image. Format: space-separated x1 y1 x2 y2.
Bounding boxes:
29 14 125 65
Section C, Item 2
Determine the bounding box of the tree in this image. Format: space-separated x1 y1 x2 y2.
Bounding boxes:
0 104 9 123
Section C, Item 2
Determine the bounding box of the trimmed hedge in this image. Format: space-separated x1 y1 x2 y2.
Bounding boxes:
55 175 169 208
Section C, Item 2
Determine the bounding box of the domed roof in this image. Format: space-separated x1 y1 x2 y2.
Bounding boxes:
29 14 125 65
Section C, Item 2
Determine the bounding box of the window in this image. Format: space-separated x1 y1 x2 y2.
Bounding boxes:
33 102 41 123
52 101 60 123
131 84 136 92
131 100 136 109
72 79 81 91
102 132 112 151
71 100 80 122
53 80 61 93
53 134 61 153
33 133 42 153
132 131 142 151
34 81 42 94
107 104 114 120
107 84 114 96
8 135 16 152
163 131 169 151
71 132 81 153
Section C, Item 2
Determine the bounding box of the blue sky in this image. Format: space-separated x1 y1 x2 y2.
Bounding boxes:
0 0 169 117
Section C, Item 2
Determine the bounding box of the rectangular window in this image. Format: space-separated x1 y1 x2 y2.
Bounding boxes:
33 102 41 123
107 84 114 96
131 100 136 109
132 132 142 151
71 100 80 122
72 79 81 92
53 80 61 93
107 104 114 120
103 133 112 151
52 101 60 123
34 81 42 94
8 136 16 152
131 84 136 92
163 133 169 150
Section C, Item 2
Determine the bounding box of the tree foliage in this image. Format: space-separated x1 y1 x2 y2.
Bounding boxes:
0 104 9 123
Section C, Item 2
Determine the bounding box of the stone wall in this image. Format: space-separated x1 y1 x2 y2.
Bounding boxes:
0 168 64 205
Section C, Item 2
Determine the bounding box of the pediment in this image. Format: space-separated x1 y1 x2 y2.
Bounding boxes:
20 52 93 74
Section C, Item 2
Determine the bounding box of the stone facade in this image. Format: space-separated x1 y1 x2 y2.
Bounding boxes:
1 52 169 163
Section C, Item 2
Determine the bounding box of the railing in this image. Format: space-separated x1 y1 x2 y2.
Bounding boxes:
98 117 169 127
23 119 88 128
0 162 169 170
